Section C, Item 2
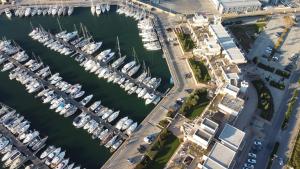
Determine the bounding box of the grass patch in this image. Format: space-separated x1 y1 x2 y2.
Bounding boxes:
142 130 180 169
269 80 285 90
176 32 195 52
289 128 300 168
179 89 210 120
158 119 170 128
275 69 290 79
257 63 275 73
252 80 274 120
188 58 211 83
282 90 298 129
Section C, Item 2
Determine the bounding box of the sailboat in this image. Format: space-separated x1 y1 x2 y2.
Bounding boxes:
90 0 96 15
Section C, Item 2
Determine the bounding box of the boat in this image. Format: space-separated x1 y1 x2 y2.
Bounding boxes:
96 49 111 61
73 113 91 128
0 137 9 151
126 122 138 135
121 61 136 74
96 4 101 16
88 101 101 112
23 131 39 144
32 136 48 151
50 151 65 168
98 129 109 140
9 155 25 169
121 119 133 130
68 7 74 16
110 139 123 152
54 158 69 169
111 56 126 69
105 135 117 148
101 52 115 64
127 64 140 76
90 3 96 15
3 151 21 167
45 147 61 166
2 149 17 162
79 94 93 106
115 116 128 130
1 144 12 155
101 109 113 120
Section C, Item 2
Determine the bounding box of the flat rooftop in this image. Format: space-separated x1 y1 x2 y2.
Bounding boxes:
209 24 246 64
219 124 245 150
220 0 261 8
219 94 244 112
203 142 236 169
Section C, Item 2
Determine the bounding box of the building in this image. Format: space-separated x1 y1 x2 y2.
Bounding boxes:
219 124 245 151
182 118 219 149
218 93 244 116
210 0 261 13
209 24 247 65
191 14 209 27
201 142 236 169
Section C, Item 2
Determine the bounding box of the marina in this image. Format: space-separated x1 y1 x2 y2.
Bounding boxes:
0 4 171 168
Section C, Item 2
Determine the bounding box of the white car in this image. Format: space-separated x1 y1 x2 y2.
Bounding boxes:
244 163 254 169
144 135 155 144
254 140 262 146
248 153 256 158
248 158 256 164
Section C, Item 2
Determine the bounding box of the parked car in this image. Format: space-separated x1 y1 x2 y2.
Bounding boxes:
144 135 155 144
254 140 262 146
127 158 135 164
244 163 254 169
248 153 256 158
248 158 257 164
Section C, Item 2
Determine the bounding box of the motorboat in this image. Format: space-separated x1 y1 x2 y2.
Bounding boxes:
96 49 111 61
121 119 133 130
115 116 128 130
71 90 85 99
73 113 90 128
79 94 93 106
111 139 123 152
3 151 21 167
107 111 119 123
5 9 12 19
88 101 101 112
23 131 39 144
68 6 74 16
9 155 25 169
96 4 101 15
50 151 65 168
54 158 69 169
101 52 115 64
126 122 138 135
2 149 17 162
0 137 9 151
45 147 61 166
98 129 109 140
101 109 113 120
138 88 147 98
105 135 117 148
1 144 12 155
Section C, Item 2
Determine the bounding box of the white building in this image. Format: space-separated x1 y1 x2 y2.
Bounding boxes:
210 0 261 13
218 94 244 116
219 124 245 151
201 142 236 169
191 14 209 27
183 118 219 149
209 24 247 65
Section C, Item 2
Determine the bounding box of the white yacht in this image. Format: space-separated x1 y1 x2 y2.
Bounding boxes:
126 122 138 135
79 94 93 106
111 139 123 152
107 111 119 123
96 4 101 16
54 158 69 169
121 119 133 130
101 109 113 120
4 8 12 19
111 55 126 69
88 101 101 112
128 64 140 76
68 6 74 16
50 151 65 168
115 116 128 130
121 61 136 74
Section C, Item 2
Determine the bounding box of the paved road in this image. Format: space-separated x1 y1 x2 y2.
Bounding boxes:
271 85 300 169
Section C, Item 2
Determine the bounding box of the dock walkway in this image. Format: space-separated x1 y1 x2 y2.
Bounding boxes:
0 123 48 169
1 52 128 140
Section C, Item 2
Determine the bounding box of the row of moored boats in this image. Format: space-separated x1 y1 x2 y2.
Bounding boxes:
28 27 162 105
0 39 137 152
3 6 74 19
0 104 82 169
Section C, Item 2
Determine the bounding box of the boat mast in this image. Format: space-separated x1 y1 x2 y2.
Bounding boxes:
116 36 121 58
57 18 63 32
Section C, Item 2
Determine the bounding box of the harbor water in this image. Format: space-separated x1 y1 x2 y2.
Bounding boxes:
0 7 172 169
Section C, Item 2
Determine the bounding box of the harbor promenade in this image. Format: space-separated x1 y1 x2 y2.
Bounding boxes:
0 123 49 169
1 53 129 140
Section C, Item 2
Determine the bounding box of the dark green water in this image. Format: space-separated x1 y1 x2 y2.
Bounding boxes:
0 7 171 169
